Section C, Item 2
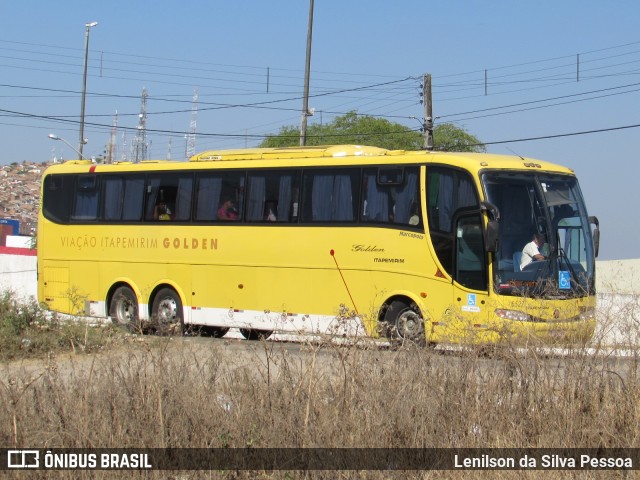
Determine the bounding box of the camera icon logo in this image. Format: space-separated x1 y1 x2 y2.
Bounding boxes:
7 450 39 469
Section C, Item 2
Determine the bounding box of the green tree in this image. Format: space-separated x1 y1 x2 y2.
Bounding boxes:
433 123 486 153
261 111 422 150
261 111 484 152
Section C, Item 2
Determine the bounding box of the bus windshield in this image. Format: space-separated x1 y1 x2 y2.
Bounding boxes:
483 171 595 298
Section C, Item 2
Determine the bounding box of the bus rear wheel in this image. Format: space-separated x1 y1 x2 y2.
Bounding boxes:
384 300 425 345
151 288 184 336
239 329 273 341
109 286 140 333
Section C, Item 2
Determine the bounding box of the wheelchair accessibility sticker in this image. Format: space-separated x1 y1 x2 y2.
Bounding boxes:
461 293 481 312
559 271 571 290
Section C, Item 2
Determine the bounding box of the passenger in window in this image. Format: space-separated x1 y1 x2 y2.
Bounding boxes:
217 198 239 220
408 204 420 226
520 233 546 270
154 201 172 221
264 202 277 222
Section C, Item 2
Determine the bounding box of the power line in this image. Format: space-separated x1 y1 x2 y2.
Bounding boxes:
438 81 640 121
3 35 640 154
0 77 417 120
4 104 638 151
464 123 640 149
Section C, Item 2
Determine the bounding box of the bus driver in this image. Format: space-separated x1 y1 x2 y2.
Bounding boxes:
520 233 546 270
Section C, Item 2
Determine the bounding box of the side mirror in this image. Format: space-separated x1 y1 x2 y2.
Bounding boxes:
485 220 499 253
589 215 600 258
480 201 500 221
480 202 500 253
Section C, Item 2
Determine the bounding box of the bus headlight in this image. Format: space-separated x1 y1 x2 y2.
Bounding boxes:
579 308 596 322
495 309 530 322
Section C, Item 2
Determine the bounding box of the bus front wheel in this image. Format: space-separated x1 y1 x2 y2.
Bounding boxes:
109 286 140 333
151 288 184 336
384 300 425 344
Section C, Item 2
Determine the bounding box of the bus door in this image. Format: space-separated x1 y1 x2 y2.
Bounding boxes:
451 212 490 341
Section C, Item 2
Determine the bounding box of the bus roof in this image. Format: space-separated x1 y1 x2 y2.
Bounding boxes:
45 145 574 176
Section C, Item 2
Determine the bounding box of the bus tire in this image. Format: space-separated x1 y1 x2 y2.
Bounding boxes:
239 329 273 341
384 300 425 344
109 286 140 333
151 288 184 336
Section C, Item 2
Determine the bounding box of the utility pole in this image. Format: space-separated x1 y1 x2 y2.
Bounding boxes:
422 73 433 150
79 21 98 159
300 0 314 146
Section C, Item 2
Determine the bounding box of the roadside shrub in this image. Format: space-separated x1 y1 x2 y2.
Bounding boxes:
0 290 46 336
0 290 123 361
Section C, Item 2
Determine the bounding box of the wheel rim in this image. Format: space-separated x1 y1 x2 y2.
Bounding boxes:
156 296 178 325
396 309 424 340
115 297 135 325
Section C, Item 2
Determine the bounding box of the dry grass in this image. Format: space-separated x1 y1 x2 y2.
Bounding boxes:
1 334 638 479
1 292 639 478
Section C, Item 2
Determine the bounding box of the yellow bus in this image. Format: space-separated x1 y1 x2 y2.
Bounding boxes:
37 145 599 345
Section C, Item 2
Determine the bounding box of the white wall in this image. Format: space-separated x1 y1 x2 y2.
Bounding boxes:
0 240 37 300
596 259 640 295
594 259 640 348
5 235 33 249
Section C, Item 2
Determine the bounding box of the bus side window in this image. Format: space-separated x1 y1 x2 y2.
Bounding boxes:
361 167 421 228
194 171 245 222
455 215 487 291
362 169 391 223
246 170 300 223
103 175 144 221
194 173 222 221
427 167 479 275
43 174 74 223
392 167 419 226
145 174 193 221
302 168 360 223
72 175 99 221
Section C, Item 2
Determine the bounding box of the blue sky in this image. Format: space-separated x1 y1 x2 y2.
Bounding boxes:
0 1 638 260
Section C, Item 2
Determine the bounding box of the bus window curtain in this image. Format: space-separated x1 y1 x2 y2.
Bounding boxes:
196 176 222 221
312 175 334 221
365 174 388 222
312 174 353 221
247 176 266 221
103 178 123 220
174 177 193 221
278 175 292 222
394 170 418 224
438 174 454 232
122 177 144 221
145 178 161 220
457 176 477 209
436 173 477 232
73 192 99 220
333 174 353 221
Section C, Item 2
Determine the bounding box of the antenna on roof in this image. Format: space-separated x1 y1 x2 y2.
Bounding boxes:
506 147 525 161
